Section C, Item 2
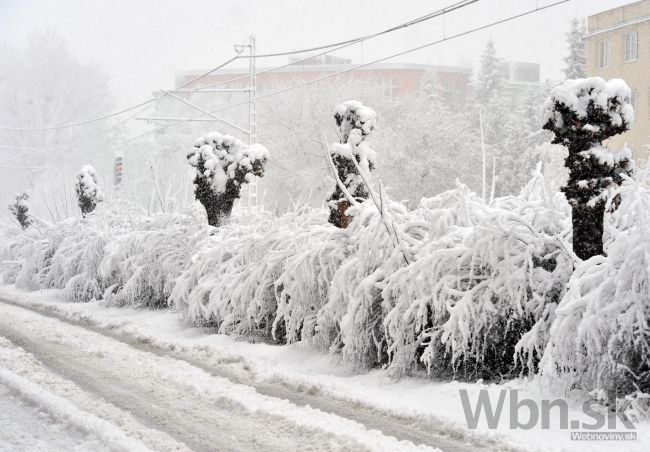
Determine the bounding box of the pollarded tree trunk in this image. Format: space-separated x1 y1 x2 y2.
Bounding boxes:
195 177 238 227
572 204 605 260
564 138 606 261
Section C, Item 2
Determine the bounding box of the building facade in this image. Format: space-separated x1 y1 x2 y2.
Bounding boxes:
176 60 473 107
585 0 650 160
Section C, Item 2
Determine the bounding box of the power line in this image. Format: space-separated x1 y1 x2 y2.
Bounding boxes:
0 0 476 133
188 0 478 91
0 57 240 132
120 0 569 145
240 0 478 58
0 145 38 151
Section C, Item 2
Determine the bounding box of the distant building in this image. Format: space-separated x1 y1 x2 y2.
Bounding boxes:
585 0 650 159
500 61 546 108
176 59 472 107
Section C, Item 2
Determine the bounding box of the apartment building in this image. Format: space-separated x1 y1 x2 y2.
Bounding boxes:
585 0 650 160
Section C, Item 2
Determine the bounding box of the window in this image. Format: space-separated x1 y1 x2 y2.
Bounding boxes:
630 89 638 116
624 31 638 62
382 78 399 99
598 40 611 68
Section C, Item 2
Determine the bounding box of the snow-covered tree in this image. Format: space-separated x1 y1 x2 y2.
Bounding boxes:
9 191 32 229
563 18 587 80
543 77 635 260
326 100 377 228
474 38 503 106
187 132 269 227
74 165 104 216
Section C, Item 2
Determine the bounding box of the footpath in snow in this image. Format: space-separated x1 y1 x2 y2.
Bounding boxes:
0 285 647 452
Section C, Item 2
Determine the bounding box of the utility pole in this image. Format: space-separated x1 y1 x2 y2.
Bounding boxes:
247 35 259 208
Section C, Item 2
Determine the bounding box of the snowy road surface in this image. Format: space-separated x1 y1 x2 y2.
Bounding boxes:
0 297 490 452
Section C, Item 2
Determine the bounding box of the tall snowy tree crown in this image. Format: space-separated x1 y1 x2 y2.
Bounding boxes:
563 18 587 80
187 132 269 194
75 165 104 216
543 77 634 145
333 100 377 144
543 78 635 210
474 38 504 105
331 100 377 172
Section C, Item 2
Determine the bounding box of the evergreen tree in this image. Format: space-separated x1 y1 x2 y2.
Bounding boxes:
472 39 516 197
474 38 503 106
564 18 587 80
187 132 269 227
9 191 32 229
327 100 377 228
543 77 634 260
74 165 104 216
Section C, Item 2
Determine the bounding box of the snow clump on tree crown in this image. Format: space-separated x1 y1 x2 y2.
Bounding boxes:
188 132 269 193
75 165 104 200
543 77 634 137
333 100 377 142
331 100 377 173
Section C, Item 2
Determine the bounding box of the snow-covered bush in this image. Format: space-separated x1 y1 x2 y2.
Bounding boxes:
326 100 377 228
171 208 332 339
6 216 108 298
543 77 634 260
74 165 104 216
0 224 39 284
187 132 269 227
8 191 32 229
541 172 650 418
100 213 206 308
315 198 424 368
382 169 573 379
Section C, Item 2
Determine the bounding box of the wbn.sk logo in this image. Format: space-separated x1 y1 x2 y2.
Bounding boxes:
459 389 637 441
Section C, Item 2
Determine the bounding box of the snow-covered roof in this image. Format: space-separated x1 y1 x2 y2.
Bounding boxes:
176 62 472 79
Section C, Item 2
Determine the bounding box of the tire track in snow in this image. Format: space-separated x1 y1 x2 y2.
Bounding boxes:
0 300 437 452
0 296 512 451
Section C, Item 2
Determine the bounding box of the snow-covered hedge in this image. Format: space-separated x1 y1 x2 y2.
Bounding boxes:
4 165 648 399
0 205 204 309
171 168 573 377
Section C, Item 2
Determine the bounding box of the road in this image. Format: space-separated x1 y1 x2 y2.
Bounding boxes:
0 296 504 452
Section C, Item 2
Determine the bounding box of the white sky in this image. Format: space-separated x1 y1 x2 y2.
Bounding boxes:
0 0 634 107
